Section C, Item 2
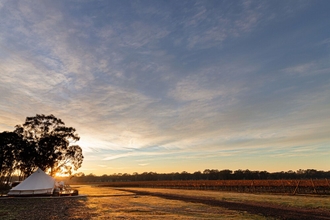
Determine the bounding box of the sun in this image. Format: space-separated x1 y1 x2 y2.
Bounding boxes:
53 167 71 177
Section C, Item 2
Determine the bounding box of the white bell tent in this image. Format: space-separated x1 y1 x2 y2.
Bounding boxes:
8 168 55 196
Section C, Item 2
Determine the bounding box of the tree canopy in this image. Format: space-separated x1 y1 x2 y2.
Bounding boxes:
0 131 23 184
0 114 84 182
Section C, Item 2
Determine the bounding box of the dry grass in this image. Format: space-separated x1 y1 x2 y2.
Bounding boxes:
0 185 267 219
78 185 267 219
3 185 328 219
117 187 330 210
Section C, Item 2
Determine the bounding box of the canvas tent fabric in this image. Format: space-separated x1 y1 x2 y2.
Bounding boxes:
8 168 55 196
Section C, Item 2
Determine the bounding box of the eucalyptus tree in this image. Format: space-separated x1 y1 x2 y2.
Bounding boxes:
14 114 84 177
0 131 23 184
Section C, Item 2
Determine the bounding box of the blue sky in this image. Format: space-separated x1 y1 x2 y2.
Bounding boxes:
0 0 329 175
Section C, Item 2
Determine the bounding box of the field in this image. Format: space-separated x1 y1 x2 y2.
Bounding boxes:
96 179 330 195
0 185 330 219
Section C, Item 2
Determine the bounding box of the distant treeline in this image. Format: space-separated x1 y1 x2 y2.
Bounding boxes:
58 169 330 183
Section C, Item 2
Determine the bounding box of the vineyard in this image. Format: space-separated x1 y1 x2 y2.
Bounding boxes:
97 179 330 195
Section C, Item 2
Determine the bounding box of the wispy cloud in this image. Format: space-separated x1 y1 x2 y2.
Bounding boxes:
138 163 149 166
0 0 329 174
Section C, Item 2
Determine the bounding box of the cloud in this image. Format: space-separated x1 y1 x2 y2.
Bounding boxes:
282 60 330 77
102 149 171 161
138 163 149 166
319 38 330 46
180 2 264 49
0 1 329 174
97 21 169 50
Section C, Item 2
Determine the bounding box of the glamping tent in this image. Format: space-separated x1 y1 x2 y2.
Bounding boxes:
8 168 55 196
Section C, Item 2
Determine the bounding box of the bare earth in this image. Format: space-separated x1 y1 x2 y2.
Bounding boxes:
1 185 330 219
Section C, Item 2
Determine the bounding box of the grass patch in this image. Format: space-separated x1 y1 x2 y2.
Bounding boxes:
122 187 330 210
80 185 268 219
4 185 327 219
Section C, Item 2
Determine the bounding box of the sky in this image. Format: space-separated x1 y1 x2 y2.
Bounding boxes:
0 0 329 176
